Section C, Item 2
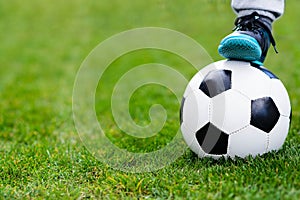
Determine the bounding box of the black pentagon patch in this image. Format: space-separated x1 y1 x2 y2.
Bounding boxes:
196 123 228 155
251 97 280 133
199 70 232 98
251 63 278 79
179 97 185 125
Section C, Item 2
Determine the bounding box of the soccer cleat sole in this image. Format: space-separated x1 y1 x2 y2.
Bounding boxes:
218 34 262 61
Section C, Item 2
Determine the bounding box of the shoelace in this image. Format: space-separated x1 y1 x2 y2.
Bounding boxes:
233 12 278 54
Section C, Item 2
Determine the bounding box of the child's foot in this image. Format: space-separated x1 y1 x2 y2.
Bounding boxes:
218 12 278 65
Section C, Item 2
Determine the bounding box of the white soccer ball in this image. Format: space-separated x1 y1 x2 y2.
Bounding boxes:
180 60 292 159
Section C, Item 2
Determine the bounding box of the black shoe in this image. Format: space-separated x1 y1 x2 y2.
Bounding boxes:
218 12 278 65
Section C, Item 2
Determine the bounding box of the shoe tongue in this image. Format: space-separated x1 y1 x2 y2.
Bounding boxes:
237 12 273 32
258 15 272 31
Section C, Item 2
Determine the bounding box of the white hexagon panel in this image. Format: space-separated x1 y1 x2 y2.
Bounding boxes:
228 126 268 158
210 90 251 133
180 89 210 133
269 79 291 117
267 116 290 152
181 123 206 158
230 62 272 100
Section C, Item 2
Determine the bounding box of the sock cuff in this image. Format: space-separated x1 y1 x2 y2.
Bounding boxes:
237 10 277 22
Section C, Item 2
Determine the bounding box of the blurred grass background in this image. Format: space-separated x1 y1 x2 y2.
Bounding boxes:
0 0 300 199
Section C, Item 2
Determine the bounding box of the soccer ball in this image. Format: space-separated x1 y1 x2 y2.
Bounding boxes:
180 60 291 159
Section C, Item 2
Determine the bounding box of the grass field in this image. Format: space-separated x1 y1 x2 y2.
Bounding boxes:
1 0 300 199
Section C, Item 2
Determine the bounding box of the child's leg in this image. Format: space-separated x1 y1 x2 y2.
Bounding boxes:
231 0 285 21
218 0 285 65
